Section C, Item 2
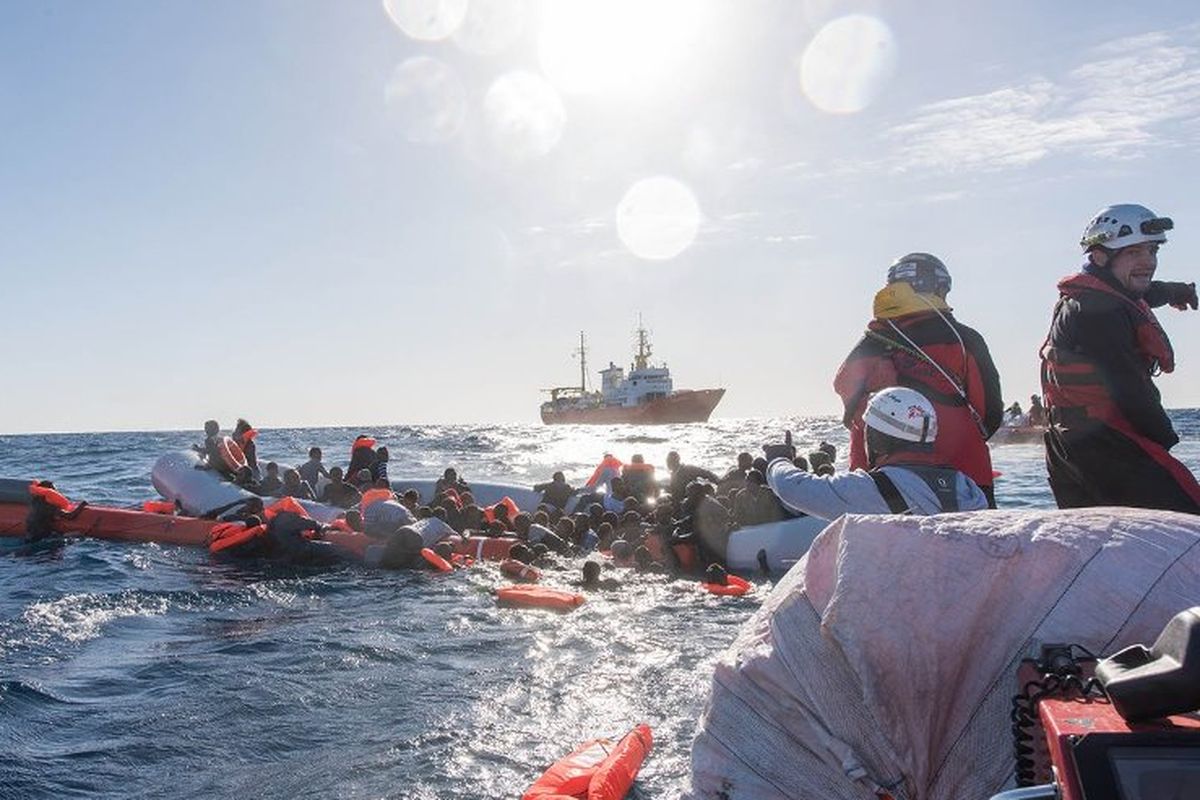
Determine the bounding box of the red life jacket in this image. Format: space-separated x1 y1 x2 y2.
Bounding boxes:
1040 273 1176 423
209 522 267 553
29 482 73 511
834 311 996 488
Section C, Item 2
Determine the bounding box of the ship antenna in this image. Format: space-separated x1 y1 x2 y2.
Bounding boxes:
576 331 588 392
634 314 652 371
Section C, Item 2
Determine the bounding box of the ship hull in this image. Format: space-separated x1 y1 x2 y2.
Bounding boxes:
541 388 725 425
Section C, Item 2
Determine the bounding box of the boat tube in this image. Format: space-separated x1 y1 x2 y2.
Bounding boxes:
723 515 829 574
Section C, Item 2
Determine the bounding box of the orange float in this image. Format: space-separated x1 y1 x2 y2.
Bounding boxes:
496 585 585 612
453 535 517 561
500 559 541 582
420 547 454 573
523 723 653 800
216 436 248 474
701 574 752 597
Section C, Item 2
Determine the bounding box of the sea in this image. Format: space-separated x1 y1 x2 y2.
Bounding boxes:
3 413 1199 799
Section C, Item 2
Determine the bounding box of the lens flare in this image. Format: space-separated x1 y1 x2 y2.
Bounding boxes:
382 0 468 41
484 71 566 162
384 56 467 144
616 177 701 261
800 15 897 114
454 0 526 55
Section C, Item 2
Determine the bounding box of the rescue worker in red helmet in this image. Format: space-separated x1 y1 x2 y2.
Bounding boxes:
834 253 1003 507
1041 203 1200 513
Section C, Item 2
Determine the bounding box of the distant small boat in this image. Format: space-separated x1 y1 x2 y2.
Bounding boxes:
540 325 724 425
991 419 1047 445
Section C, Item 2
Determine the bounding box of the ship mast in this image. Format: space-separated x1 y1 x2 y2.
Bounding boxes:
633 315 651 371
576 331 588 392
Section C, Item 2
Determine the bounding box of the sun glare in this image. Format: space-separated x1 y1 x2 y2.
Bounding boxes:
385 56 467 144
616 176 701 261
537 0 701 95
382 0 468 41
800 14 898 114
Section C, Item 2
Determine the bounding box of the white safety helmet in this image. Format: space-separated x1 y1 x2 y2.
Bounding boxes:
1080 204 1172 252
886 252 952 297
863 387 938 444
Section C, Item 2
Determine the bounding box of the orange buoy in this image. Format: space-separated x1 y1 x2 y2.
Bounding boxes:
500 559 541 583
216 436 248 473
523 723 653 800
454 535 517 561
496 586 585 613
701 574 752 597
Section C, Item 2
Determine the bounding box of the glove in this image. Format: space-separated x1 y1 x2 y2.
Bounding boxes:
1150 281 1198 310
763 430 796 463
1169 282 1198 310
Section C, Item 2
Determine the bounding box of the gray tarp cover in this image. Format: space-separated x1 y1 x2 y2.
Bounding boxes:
683 508 1200 799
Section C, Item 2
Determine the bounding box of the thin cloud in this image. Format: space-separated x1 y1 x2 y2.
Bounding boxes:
886 27 1200 174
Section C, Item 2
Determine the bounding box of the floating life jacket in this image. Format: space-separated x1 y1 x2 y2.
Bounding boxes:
522 723 652 799
482 496 521 527
454 535 516 561
500 559 541 582
701 574 752 597
1040 272 1176 423
420 547 453 573
496 585 585 612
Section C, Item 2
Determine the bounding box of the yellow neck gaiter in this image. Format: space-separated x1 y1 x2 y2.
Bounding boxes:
873 282 951 320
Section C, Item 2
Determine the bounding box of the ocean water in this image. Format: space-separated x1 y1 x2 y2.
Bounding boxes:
2 413 1199 799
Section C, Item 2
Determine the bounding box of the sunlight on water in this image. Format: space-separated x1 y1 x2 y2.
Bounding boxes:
537 0 701 95
385 56 468 144
616 176 701 261
484 70 566 162
453 0 526 55
799 14 898 114
382 0 468 42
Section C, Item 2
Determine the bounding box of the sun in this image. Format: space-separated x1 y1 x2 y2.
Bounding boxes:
537 0 701 95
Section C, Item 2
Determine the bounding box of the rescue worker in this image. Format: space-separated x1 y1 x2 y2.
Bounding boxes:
765 387 989 518
835 253 1002 506
1041 203 1200 513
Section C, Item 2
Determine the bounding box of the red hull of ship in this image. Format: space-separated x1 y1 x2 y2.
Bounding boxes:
541 389 725 425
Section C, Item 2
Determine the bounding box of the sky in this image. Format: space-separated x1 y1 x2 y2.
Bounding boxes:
3 0 1200 433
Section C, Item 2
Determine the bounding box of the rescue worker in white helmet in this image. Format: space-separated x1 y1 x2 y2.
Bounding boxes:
762 387 988 519
1041 204 1200 513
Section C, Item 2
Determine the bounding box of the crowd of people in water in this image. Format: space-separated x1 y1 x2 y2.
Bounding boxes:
23 203 1200 583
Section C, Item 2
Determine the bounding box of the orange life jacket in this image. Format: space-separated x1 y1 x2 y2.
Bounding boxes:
209 522 267 553
420 547 454 573
1041 272 1176 422
496 585 585 612
360 488 395 510
28 482 72 511
500 559 541 582
482 496 520 527
264 495 309 520
141 499 176 515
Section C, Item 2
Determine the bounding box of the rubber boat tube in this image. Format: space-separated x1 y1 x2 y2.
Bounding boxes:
152 451 344 522
0 500 217 546
723 515 830 574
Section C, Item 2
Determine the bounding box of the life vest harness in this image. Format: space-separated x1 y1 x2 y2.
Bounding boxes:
869 465 960 513
865 314 988 438
1040 273 1176 422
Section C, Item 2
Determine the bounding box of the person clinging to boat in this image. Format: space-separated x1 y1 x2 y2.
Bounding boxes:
765 386 988 517
25 481 88 543
835 252 1003 506
1041 203 1200 513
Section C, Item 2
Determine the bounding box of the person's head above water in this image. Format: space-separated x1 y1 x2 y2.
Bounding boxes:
1080 203 1172 298
886 252 952 299
666 451 681 470
582 560 601 585
737 452 753 471
509 543 534 564
862 386 938 467
552 471 566 483
704 563 728 586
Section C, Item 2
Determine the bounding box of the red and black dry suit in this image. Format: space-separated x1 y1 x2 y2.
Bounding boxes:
834 311 1003 506
1040 269 1200 513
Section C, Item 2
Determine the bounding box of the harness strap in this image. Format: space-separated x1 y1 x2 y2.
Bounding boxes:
869 470 911 515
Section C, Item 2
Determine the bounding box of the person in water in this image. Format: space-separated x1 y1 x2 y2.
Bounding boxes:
298 447 329 490
319 466 361 509
765 387 988 518
280 468 316 501
1027 394 1047 426
665 451 720 505
232 419 259 477
259 462 283 496
1041 203 1200 513
25 481 88 543
834 253 1003 506
577 559 621 591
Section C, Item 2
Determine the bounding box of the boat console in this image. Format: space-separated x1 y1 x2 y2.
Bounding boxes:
990 608 1200 800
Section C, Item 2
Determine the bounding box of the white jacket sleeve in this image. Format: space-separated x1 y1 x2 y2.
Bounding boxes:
765 458 891 520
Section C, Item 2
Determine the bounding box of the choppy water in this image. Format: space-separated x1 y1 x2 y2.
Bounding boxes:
2 413 1199 799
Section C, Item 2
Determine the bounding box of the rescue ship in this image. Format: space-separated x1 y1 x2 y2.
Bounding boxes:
540 326 725 425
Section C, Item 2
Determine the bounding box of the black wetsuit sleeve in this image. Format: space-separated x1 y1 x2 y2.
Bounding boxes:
1071 303 1177 447
960 324 1004 436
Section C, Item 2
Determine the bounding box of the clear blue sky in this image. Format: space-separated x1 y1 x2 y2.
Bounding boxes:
3 1 1199 432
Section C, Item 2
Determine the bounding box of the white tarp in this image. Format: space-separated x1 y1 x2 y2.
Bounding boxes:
683 508 1200 800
